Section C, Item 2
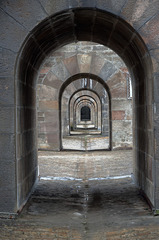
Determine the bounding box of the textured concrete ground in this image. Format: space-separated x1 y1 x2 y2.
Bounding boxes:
62 135 109 151
38 150 133 179
0 150 159 239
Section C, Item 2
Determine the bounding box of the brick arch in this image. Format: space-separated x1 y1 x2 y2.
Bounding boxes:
10 7 155 213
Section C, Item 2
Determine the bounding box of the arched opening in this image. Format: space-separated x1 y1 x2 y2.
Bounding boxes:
69 89 103 135
81 106 91 121
60 74 110 150
16 8 154 213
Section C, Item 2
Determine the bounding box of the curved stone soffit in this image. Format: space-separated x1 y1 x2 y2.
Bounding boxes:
62 79 109 105
17 8 152 92
38 45 127 91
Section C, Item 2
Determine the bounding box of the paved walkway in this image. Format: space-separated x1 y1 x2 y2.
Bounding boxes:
38 150 133 179
1 150 159 239
62 135 109 150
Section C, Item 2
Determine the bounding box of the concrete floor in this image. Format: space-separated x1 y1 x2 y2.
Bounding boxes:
1 150 159 239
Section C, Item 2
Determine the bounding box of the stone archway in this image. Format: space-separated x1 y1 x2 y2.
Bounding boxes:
60 75 110 150
14 9 153 212
1 2 158 215
16 8 154 211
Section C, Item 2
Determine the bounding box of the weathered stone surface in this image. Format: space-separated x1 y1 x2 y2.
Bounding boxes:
107 72 127 98
72 79 82 89
39 100 59 110
0 107 14 133
39 0 69 15
0 77 14 105
112 99 132 111
112 110 125 120
138 12 159 50
0 0 47 30
77 54 92 73
39 67 50 74
51 61 70 82
121 0 159 30
0 48 17 78
63 55 79 75
0 133 15 159
99 61 117 82
0 8 27 52
90 54 105 75
146 155 153 181
17 149 37 184
47 132 60 147
37 84 58 100
150 49 159 74
96 0 127 14
43 72 63 89
39 122 59 134
112 121 132 149
17 108 36 133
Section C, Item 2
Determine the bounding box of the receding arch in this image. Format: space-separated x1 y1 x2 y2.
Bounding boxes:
70 93 101 132
73 97 97 130
16 8 154 211
74 98 96 121
60 74 111 147
81 106 91 121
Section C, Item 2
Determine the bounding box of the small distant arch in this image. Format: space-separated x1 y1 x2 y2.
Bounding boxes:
81 106 91 121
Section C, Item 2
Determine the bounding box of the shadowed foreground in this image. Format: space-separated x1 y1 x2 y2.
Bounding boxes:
0 151 159 239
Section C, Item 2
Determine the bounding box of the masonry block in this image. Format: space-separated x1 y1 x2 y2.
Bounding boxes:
39 100 59 110
0 107 14 133
0 157 16 212
0 133 15 159
96 0 127 15
121 0 159 30
0 8 27 52
37 84 58 101
38 0 69 15
90 54 105 75
112 111 125 120
150 49 159 75
77 54 92 73
99 61 117 82
138 12 159 50
43 72 63 89
0 48 16 78
0 0 48 31
64 55 79 76
0 77 14 105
